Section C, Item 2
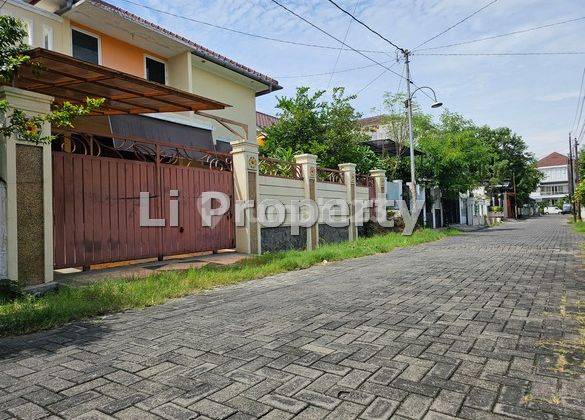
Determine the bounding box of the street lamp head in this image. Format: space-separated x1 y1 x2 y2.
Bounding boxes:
431 101 443 109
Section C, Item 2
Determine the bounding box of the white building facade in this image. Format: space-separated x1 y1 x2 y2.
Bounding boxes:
530 152 570 205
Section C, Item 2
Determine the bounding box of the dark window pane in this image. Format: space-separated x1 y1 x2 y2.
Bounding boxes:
72 29 99 64
146 57 166 84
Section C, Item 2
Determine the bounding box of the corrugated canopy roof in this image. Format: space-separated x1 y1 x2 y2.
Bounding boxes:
7 48 230 115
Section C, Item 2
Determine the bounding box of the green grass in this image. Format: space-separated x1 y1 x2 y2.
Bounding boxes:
0 229 458 337
572 220 585 234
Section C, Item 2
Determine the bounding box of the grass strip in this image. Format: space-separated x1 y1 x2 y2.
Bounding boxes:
0 228 458 337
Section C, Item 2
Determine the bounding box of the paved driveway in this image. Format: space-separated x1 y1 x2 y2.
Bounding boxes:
1 216 583 419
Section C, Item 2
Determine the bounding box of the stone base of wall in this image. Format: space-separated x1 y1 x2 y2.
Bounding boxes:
319 224 348 244
261 226 307 253
0 180 6 279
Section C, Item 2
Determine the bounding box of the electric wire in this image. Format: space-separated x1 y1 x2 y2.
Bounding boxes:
327 0 361 89
326 0 404 52
414 51 585 56
268 0 434 101
416 16 585 52
115 0 391 54
571 67 585 135
413 0 499 51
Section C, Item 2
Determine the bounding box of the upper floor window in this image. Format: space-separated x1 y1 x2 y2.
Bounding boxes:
43 25 53 50
22 19 33 46
72 29 100 65
145 56 166 84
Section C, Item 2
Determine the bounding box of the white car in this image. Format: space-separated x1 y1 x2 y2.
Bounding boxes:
544 206 562 214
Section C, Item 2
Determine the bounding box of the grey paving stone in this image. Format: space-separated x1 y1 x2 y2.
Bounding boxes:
259 393 307 414
361 397 399 420
150 402 198 419
0 217 581 420
7 402 49 420
188 398 236 419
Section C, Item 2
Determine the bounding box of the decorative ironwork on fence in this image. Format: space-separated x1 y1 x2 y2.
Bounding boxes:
53 128 232 171
259 156 303 180
317 167 344 184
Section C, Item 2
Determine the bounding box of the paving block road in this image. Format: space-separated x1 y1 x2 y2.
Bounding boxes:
0 216 584 419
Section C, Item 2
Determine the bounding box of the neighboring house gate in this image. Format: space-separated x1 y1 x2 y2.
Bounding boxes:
52 131 234 269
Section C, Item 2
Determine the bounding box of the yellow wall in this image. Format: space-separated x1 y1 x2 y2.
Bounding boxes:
191 64 257 144
1 2 70 54
70 23 166 79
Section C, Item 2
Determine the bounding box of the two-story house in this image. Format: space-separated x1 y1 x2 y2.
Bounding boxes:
530 152 570 205
2 0 282 147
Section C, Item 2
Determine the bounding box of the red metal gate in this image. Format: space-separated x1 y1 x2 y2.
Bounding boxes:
52 140 234 269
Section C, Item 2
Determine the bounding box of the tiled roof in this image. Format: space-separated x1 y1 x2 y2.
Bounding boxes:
537 152 569 168
357 114 384 127
88 0 281 92
256 111 279 129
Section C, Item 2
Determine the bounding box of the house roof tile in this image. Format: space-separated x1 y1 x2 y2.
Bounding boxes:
256 111 279 129
87 0 281 92
537 152 569 168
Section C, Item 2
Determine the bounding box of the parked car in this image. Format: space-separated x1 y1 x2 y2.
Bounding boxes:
544 206 562 214
562 203 573 214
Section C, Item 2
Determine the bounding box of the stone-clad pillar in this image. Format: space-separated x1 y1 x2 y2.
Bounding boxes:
295 154 318 250
339 163 357 241
231 140 261 254
369 169 387 223
0 86 54 288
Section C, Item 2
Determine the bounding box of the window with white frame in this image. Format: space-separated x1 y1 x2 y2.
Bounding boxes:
43 25 53 50
145 56 166 84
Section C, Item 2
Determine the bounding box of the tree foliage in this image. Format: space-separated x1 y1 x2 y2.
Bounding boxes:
261 87 377 173
575 180 585 206
0 15 103 144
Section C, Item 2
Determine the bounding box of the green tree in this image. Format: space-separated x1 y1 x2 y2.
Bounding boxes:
575 180 585 206
261 87 377 173
416 111 494 198
477 126 542 205
0 16 102 144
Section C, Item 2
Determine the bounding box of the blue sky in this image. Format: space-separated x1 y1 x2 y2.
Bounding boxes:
109 0 585 158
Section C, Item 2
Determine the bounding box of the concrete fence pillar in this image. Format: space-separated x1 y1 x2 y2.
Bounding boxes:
295 154 318 250
231 140 261 254
339 163 357 241
0 86 54 288
369 169 386 224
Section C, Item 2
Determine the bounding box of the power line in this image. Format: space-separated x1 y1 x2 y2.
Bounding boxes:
115 0 391 54
327 0 361 90
354 60 400 96
414 51 585 56
571 67 585 134
413 0 499 51
326 0 404 52
417 16 585 52
276 61 386 79
268 0 411 87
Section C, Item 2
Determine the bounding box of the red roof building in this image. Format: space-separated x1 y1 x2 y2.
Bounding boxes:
536 152 569 168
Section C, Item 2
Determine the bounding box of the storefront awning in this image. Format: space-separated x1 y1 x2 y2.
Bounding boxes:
6 48 230 115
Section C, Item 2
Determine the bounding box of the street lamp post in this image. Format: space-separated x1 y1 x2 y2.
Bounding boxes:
403 51 443 234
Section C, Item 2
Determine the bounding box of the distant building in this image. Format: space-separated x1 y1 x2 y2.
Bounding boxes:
256 111 279 145
530 152 570 205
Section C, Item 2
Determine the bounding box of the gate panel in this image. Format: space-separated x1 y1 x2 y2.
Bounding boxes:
159 164 234 256
53 152 234 269
53 152 162 269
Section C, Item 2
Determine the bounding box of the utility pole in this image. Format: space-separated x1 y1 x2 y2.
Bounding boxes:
569 135 576 222
404 50 417 217
575 138 582 220
512 172 517 219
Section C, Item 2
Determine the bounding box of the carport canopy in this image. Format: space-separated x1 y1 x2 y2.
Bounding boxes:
6 48 230 115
